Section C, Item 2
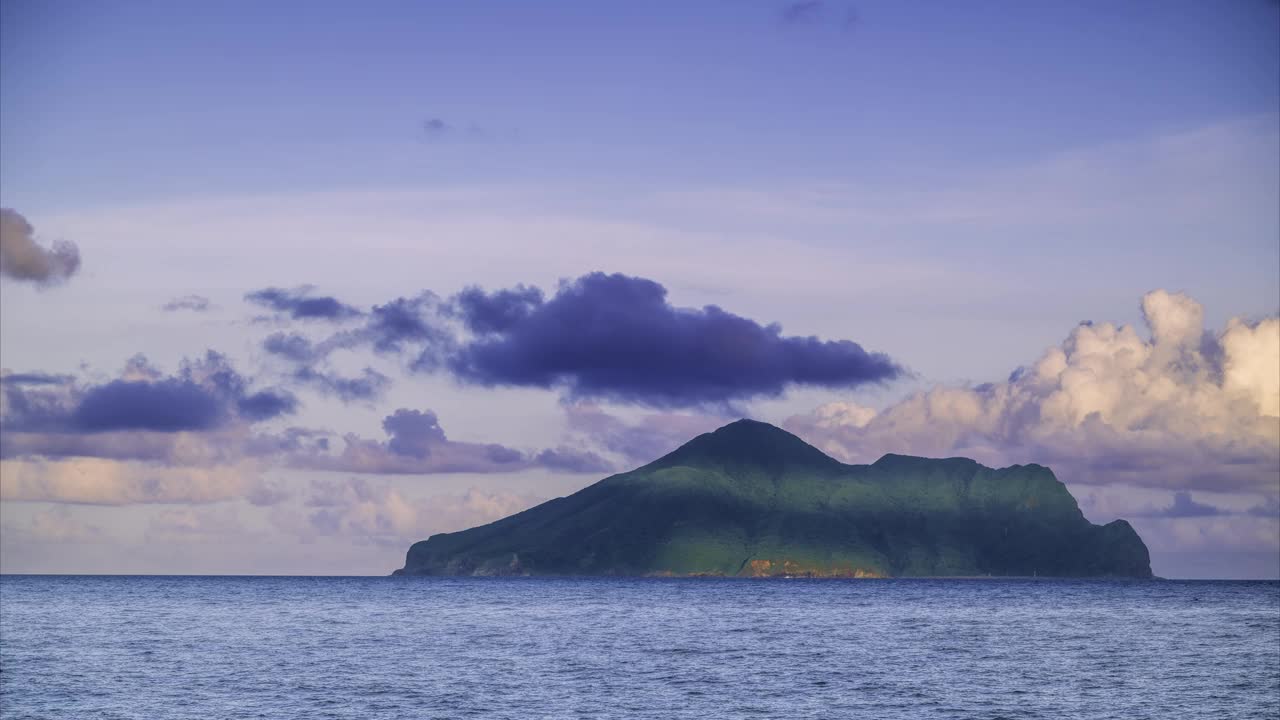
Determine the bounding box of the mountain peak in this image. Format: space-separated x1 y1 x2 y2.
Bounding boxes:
398 419 1152 578
651 418 842 472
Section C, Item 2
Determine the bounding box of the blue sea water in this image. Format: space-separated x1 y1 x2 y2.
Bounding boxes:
0 577 1277 719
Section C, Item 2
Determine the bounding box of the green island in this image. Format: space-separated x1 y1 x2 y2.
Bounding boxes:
395 419 1152 578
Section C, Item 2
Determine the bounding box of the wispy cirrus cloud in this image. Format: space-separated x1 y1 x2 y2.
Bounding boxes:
162 294 212 312
291 366 391 403
778 1 857 31
245 286 362 321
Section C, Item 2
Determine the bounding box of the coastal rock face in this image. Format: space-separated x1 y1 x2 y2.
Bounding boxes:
396 420 1152 578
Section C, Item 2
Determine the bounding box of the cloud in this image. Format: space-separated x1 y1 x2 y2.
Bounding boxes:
447 272 902 408
292 366 391 403
1131 515 1280 555
306 293 452 371
1154 492 1224 519
564 404 726 466
273 477 542 547
257 273 898 409
263 332 317 363
1076 485 1246 520
245 286 361 321
144 506 245 542
0 427 248 465
161 295 212 312
420 117 500 142
784 290 1280 495
1249 495 1280 518
778 1 857 31
780 1 825 24
260 332 392 402
0 457 284 506
381 409 445 459
3 361 605 487
1 372 75 386
450 284 544 334
236 388 300 422
532 446 623 473
0 208 81 286
360 294 450 360
2 506 106 544
286 407 612 475
2 352 298 459
73 379 229 432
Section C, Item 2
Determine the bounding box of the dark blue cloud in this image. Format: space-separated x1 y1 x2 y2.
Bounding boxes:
451 284 543 334
2 377 79 433
365 295 446 355
383 409 446 459
293 367 390 403
446 272 902 408
533 447 616 474
1 372 73 386
72 380 226 432
261 330 391 402
1161 492 1224 518
2 352 298 435
245 286 360 321
262 332 316 363
250 273 901 408
320 294 454 372
237 389 300 422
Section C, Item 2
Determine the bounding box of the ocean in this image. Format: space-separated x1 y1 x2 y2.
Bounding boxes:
0 576 1276 719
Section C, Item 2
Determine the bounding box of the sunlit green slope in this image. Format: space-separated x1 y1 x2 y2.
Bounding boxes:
395 420 1152 578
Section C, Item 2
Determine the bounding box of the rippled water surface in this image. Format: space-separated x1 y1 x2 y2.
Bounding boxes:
1 576 1277 719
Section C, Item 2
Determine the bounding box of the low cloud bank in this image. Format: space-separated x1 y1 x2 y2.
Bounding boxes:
1 348 611 508
271 478 543 548
287 408 613 475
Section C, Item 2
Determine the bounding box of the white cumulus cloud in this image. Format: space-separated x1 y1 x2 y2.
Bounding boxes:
785 290 1280 494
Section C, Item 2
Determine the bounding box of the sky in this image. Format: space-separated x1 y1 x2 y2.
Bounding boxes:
0 0 1277 578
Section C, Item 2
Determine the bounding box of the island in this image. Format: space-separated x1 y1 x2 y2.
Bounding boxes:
394 419 1152 578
